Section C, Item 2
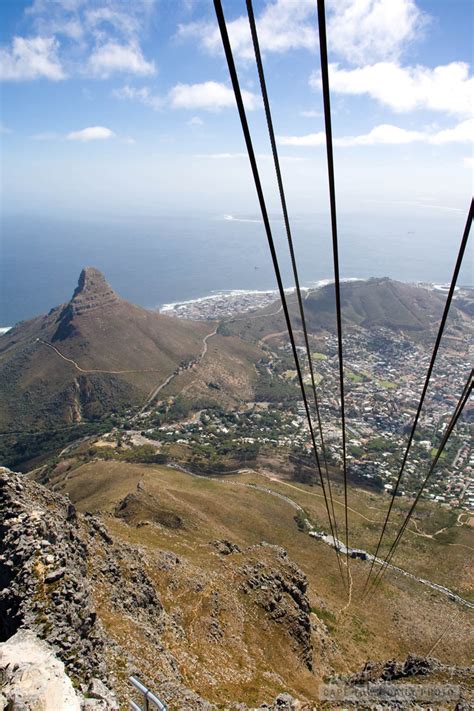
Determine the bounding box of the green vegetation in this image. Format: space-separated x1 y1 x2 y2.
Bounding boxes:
348 444 365 458
294 510 309 532
311 606 337 631
377 379 397 389
0 421 113 469
346 372 363 383
430 447 447 461
367 436 399 453
90 444 168 465
254 363 300 403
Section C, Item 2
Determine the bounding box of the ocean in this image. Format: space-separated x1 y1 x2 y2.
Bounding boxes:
1 210 472 326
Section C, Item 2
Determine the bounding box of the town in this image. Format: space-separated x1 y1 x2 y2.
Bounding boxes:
103 287 474 513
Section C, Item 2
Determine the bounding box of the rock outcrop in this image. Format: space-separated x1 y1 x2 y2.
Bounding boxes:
239 544 313 671
0 466 119 708
0 467 309 709
0 629 82 710
70 266 120 316
114 490 184 529
52 267 120 341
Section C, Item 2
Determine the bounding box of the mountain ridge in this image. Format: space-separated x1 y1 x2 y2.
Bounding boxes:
0 269 467 437
0 267 262 434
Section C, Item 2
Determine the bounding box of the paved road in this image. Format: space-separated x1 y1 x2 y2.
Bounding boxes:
168 463 474 610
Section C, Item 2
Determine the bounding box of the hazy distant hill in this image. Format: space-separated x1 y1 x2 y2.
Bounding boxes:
0 267 211 431
301 278 449 332
225 278 463 342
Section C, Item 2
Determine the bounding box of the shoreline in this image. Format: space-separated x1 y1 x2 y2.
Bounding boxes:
158 278 364 320
2 279 470 332
158 278 466 321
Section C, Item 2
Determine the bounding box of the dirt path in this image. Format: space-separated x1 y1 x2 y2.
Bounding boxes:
259 473 381 524
137 326 218 415
36 339 163 375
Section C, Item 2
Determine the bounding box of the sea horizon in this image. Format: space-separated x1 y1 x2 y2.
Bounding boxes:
1 210 471 326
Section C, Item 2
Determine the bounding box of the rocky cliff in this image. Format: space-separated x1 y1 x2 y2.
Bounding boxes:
0 468 314 709
0 466 119 708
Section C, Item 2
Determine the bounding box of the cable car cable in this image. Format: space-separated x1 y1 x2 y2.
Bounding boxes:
363 198 473 595
213 0 346 588
316 0 350 570
246 0 344 580
366 370 472 599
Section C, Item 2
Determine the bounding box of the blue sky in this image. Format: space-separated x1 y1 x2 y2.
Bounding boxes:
0 0 472 220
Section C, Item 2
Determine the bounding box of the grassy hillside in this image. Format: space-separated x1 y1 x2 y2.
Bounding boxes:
224 279 464 345
41 456 473 707
0 268 262 433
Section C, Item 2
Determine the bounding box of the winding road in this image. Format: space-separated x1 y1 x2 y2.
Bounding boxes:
36 327 219 419
137 326 218 416
168 462 474 610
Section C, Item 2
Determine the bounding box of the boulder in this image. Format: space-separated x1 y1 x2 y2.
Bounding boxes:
0 629 81 710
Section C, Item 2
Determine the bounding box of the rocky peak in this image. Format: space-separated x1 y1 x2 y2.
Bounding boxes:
70 267 120 315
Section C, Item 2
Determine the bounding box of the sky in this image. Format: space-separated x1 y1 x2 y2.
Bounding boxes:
0 0 473 221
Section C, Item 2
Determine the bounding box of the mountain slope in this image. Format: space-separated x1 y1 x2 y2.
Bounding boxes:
29 456 474 707
224 278 464 342
0 267 211 431
1 274 467 436
301 278 449 332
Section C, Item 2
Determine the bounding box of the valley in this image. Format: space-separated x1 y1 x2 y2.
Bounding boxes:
1 267 472 708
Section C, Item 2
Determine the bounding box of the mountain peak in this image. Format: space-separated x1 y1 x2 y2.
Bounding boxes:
70 267 119 314
73 266 114 297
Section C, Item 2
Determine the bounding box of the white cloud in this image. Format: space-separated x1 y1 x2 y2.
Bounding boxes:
84 6 142 41
177 0 317 60
336 124 425 146
0 36 65 81
187 116 204 126
311 61 474 117
168 81 261 111
31 124 137 143
277 132 326 147
26 0 85 42
66 126 115 142
112 84 162 110
326 0 427 64
429 119 474 145
277 120 474 147
178 0 427 64
112 81 260 113
88 42 155 78
464 156 474 168
25 0 157 80
300 109 323 118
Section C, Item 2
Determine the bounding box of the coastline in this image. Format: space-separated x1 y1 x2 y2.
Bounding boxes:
158 278 364 320
158 277 466 321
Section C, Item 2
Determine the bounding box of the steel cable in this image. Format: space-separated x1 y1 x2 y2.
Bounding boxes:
213 0 346 589
246 0 345 583
316 0 350 569
363 198 473 595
